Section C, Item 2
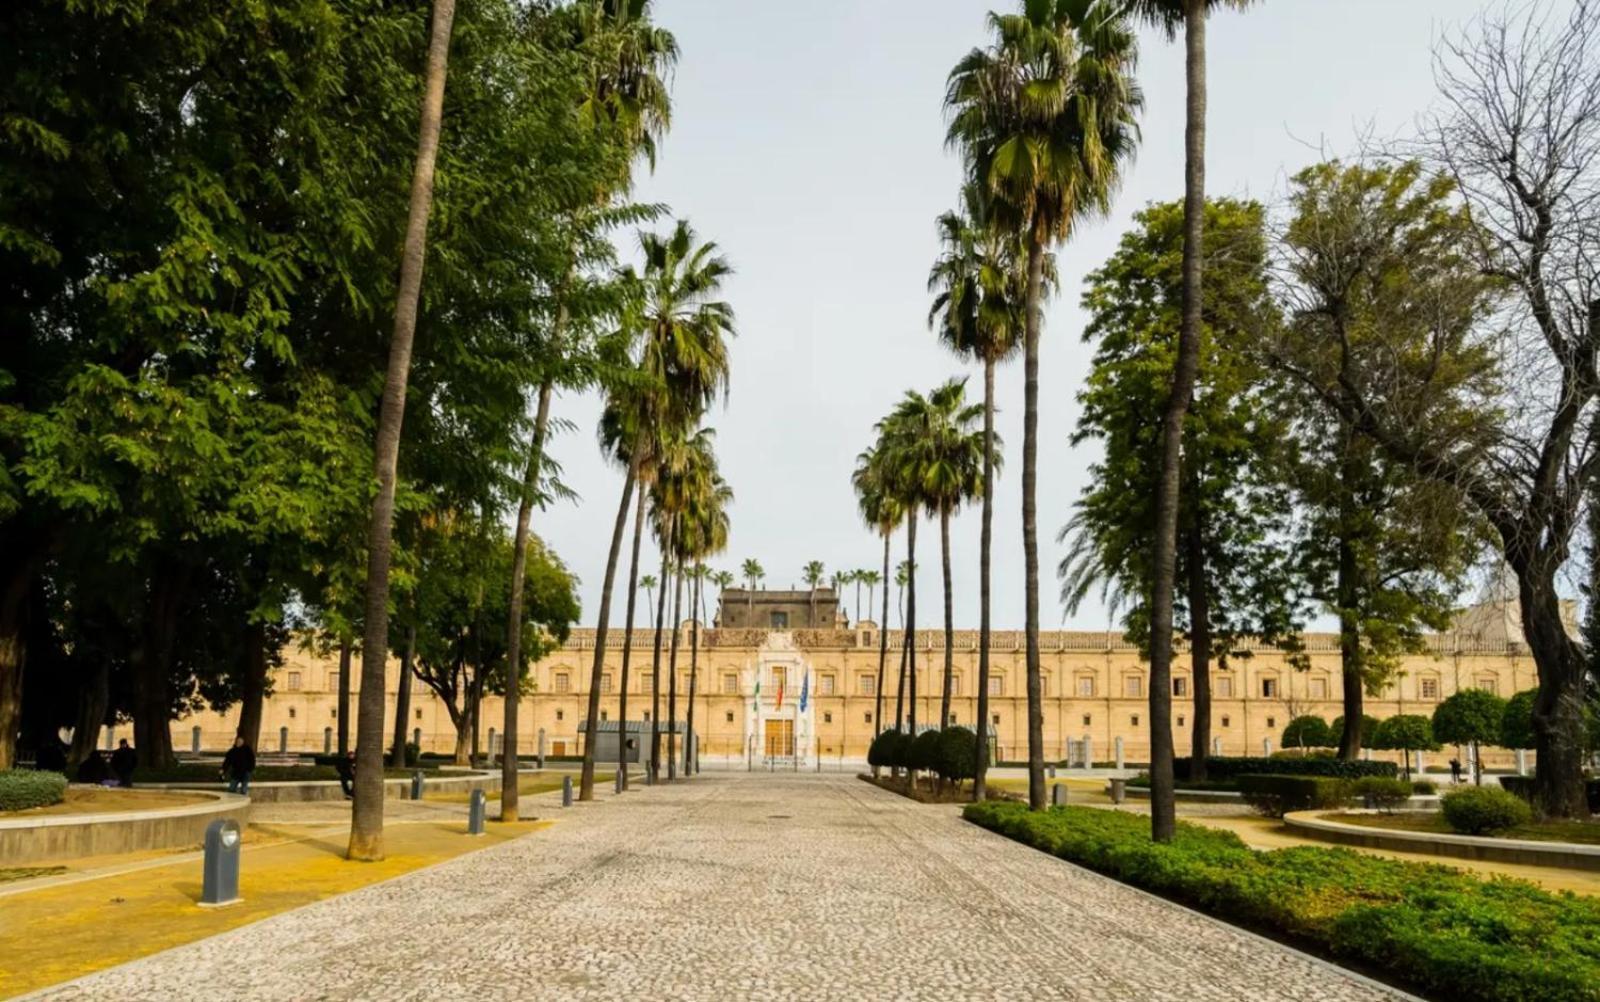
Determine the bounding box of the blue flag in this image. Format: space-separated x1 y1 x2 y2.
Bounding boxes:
799 671 809 712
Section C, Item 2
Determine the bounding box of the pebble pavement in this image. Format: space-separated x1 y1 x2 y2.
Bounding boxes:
33 773 1413 1001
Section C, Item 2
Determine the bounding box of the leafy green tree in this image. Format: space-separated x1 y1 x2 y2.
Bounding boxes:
1062 198 1301 785
1433 689 1507 785
1330 715 1380 751
1281 715 1334 753
1372 715 1440 781
946 0 1142 813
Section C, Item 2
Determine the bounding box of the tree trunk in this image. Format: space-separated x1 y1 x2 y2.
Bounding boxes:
337 640 352 756
69 657 110 768
391 623 415 769
686 568 701 775
906 513 918 735
580 463 636 801
649 530 670 784
237 619 268 753
1145 0 1207 843
133 562 188 771
501 380 553 819
452 705 472 767
1518 555 1590 817
667 564 684 780
0 558 32 771
875 532 889 737
617 485 646 791
1185 506 1212 781
975 355 995 801
939 507 955 729
1335 502 1365 760
349 0 458 862
1022 236 1045 811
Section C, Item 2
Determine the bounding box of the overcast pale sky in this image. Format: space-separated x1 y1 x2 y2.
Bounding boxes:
532 0 1513 632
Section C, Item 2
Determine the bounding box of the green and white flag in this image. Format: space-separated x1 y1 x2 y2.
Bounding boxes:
753 678 761 714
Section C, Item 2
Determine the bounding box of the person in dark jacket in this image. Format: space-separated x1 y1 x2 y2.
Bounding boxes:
335 749 356 799
222 736 256 794
76 751 110 785
110 739 137 787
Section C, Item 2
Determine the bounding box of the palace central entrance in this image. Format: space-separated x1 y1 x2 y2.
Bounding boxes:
763 718 794 758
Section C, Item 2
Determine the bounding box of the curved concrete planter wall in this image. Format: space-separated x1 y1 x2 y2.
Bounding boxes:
0 789 250 866
145 769 502 803
1284 810 1600 871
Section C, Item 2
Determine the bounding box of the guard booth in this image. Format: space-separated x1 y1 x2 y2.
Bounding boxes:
581 720 688 772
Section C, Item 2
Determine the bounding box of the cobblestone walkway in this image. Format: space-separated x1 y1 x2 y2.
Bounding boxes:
37 774 1410 1001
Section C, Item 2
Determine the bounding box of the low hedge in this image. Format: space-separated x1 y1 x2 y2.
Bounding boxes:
1351 776 1413 812
1442 786 1533 834
1237 774 1351 817
1174 755 1396 781
964 800 1600 1002
0 769 68 812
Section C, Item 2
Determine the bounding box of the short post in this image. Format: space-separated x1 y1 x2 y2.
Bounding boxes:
1083 735 1094 769
1109 777 1126 805
1262 737 1272 756
1047 764 1056 779
561 775 573 807
323 727 332 755
200 819 242 907
467 789 486 835
192 726 202 754
278 726 288 754
537 728 546 770
1516 748 1528 776
1211 735 1222 756
615 769 624 794
1051 783 1067 807
1114 736 1125 770
410 771 425 800
1415 750 1426 775
487 729 498 769
412 726 422 749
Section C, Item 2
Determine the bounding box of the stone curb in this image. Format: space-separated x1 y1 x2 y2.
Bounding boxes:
1283 809 1600 871
0 788 250 866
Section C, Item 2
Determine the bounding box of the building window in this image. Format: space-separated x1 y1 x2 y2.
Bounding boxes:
1178 715 1186 726
555 672 571 693
722 673 738 695
860 674 876 696
770 611 789 629
864 713 872 724
1309 677 1328 699
644 712 651 721
1420 677 1440 700
1131 714 1140 727
950 675 961 696
556 710 564 722
642 674 654 693
820 674 836 696
988 675 1003 697
1082 714 1092 727
601 674 613 694
992 713 1001 725
415 709 423 720
948 713 957 725
1124 676 1142 698
824 712 834 724
863 631 874 647
1261 677 1278 698
600 710 608 722
1475 677 1498 696
287 672 302 691
329 672 340 693
1266 716 1277 729
331 709 337 718
1173 677 1188 697
726 712 734 723
1221 715 1231 727
1216 677 1233 698
1077 676 1095 697
288 707 296 719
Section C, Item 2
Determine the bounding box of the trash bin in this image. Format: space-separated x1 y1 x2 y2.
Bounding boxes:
1109 778 1126 805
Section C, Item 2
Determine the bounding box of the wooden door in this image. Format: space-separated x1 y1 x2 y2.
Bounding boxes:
552 741 567 757
764 719 794 757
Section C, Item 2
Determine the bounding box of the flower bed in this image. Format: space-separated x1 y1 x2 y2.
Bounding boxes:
964 800 1600 1002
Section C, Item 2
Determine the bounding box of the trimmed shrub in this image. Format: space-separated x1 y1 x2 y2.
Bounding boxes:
867 730 900 771
1174 756 1394 782
1410 779 1437 796
1281 715 1336 750
964 800 1600 1002
0 769 68 812
1441 786 1532 835
1238 774 1352 817
908 730 943 774
936 726 977 785
1330 714 1381 749
1352 776 1413 812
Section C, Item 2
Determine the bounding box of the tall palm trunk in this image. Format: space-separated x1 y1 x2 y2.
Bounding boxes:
580 463 637 800
974 356 995 800
1146 0 1207 844
939 506 955 728
350 0 457 861
390 622 415 768
874 533 890 737
501 380 554 819
649 536 670 782
1186 505 1212 777
906 512 918 734
617 487 646 791
336 639 352 755
686 567 701 774
666 564 684 780
1022 236 1046 811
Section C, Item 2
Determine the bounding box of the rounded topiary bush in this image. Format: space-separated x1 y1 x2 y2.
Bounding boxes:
0 769 69 812
867 729 900 771
936 726 977 785
909 730 943 774
1441 785 1532 835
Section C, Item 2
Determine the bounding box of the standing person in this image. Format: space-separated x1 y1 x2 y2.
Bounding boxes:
110 739 137 787
222 736 256 795
336 749 356 799
1449 757 1462 785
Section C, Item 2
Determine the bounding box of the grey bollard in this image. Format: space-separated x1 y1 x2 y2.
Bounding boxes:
1262 737 1272 756
279 726 288 754
200 819 243 907
562 775 573 807
645 762 655 786
410 771 425 800
1109 777 1126 804
1211 736 1222 756
1047 764 1057 779
1516 749 1528 776
324 727 333 755
1083 736 1094 769
467 789 486 835
192 726 202 754
1114 736 1125 770
1051 783 1067 807
615 769 624 794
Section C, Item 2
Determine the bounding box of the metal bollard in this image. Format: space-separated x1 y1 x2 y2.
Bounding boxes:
1051 783 1067 807
467 789 486 835
561 775 573 807
1048 764 1057 779
615 769 624 794
410 770 425 801
1108 778 1126 805
645 764 655 786
200 819 242 907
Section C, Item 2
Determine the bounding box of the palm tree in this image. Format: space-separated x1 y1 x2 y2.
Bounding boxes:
1124 0 1256 842
676 447 731 776
350 0 459 861
580 221 735 801
853 450 903 737
946 0 1142 811
641 574 658 629
711 569 735 624
741 558 764 621
802 561 826 626
893 558 913 731
859 569 882 626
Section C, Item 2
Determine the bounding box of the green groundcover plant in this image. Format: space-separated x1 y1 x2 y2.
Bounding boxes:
0 770 68 812
964 800 1600 1002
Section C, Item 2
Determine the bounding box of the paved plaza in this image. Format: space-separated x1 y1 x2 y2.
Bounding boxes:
36 774 1411 1001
